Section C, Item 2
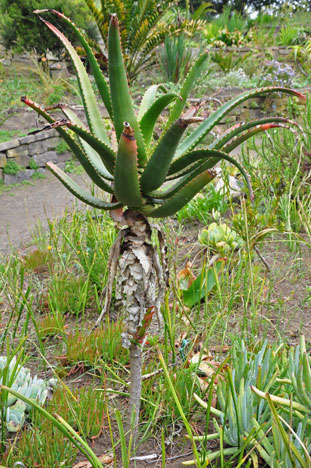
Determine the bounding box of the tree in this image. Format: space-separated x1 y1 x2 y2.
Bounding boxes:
83 0 204 80
22 9 304 446
0 0 98 57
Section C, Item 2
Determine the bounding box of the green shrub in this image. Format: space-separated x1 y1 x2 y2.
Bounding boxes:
3 160 22 175
0 0 98 56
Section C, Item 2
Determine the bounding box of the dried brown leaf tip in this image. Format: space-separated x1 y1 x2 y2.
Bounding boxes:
122 121 135 140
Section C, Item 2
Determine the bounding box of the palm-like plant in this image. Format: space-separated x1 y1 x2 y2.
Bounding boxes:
84 0 204 80
22 9 305 441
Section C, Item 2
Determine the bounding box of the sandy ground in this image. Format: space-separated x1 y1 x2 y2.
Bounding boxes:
0 172 86 255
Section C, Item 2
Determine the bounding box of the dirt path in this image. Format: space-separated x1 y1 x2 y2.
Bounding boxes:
0 173 86 255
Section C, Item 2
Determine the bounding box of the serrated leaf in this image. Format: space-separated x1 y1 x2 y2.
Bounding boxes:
36 16 110 146
67 122 116 175
61 105 113 181
108 15 146 165
166 149 253 200
140 92 180 147
167 50 209 127
21 97 113 193
210 117 298 152
114 122 142 208
175 87 306 157
36 9 112 119
140 119 188 193
138 84 167 119
47 163 121 210
146 169 216 218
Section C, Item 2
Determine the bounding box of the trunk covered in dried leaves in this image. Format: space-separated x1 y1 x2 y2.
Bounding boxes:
115 210 165 440
94 210 166 442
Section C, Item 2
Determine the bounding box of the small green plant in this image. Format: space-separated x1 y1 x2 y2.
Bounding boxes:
3 160 22 175
63 320 128 367
55 140 70 154
0 129 27 143
0 355 57 433
211 50 251 73
38 312 65 339
199 222 244 255
158 34 193 83
29 159 38 170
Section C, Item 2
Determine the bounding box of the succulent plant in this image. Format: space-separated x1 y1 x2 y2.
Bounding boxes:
0 356 57 432
20 9 304 440
199 221 244 255
20 11 305 221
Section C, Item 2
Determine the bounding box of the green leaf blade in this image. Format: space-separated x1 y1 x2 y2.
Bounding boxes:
176 87 306 157
140 119 188 193
108 15 146 165
47 162 121 210
37 15 110 146
147 169 216 218
114 123 143 208
140 93 180 148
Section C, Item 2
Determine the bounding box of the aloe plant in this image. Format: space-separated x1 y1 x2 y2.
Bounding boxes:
21 9 305 443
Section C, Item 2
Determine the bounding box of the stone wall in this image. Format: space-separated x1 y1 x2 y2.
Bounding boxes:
0 129 71 185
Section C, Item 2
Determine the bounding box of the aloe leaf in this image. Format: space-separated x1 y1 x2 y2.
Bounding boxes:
222 123 292 153
165 149 253 200
167 50 209 126
210 117 298 152
138 84 167 119
67 122 116 175
114 122 142 208
36 16 110 146
61 105 113 181
146 169 216 218
140 93 180 148
21 97 113 193
108 15 146 165
175 87 306 157
47 162 121 210
140 119 189 193
35 9 112 119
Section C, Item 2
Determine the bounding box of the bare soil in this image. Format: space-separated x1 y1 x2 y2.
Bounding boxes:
0 172 86 255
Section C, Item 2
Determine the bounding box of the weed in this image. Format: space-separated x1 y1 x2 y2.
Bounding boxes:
2 160 22 175
28 159 38 170
63 320 129 367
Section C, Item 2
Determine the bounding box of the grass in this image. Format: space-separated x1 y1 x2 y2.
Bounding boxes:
1 110 311 465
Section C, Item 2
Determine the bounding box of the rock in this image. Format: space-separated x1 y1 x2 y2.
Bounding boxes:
33 151 58 166
0 154 6 168
214 168 245 200
0 139 20 152
3 169 45 185
7 147 29 159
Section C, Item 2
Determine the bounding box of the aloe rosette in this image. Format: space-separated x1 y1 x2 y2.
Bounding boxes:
21 10 305 219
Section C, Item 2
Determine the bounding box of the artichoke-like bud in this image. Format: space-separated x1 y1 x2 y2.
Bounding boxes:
199 222 244 256
20 10 304 218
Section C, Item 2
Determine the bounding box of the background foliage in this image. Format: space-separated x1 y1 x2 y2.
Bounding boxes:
0 0 98 56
